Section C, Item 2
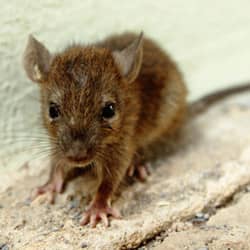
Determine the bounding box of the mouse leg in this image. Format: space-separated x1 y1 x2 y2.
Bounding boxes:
80 151 129 227
32 163 65 203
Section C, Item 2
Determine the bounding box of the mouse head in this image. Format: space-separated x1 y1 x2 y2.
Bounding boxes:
23 34 143 166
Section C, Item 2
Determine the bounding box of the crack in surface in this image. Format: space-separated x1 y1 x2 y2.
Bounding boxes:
136 181 250 250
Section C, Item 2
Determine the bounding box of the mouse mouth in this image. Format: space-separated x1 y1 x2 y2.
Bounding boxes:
66 156 93 166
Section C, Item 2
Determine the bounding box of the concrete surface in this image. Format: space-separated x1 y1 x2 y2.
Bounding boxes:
1 94 250 249
153 192 250 250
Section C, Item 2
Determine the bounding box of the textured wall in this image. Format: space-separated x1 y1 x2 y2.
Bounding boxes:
1 0 250 170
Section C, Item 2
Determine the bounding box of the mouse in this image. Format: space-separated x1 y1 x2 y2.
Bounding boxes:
22 31 250 227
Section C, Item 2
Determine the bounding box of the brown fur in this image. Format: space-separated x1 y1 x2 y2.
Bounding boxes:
97 33 187 155
23 32 187 226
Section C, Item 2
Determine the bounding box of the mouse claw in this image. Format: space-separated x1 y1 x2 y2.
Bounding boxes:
127 164 150 182
99 213 109 227
80 203 121 228
31 184 54 204
137 165 150 181
128 165 135 177
31 178 64 204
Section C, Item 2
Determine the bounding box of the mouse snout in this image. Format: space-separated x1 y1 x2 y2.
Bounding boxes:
65 140 93 164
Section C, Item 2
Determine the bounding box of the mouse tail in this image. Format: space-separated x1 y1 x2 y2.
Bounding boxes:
188 82 250 117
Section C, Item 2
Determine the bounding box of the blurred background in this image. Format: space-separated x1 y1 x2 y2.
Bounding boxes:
1 0 250 170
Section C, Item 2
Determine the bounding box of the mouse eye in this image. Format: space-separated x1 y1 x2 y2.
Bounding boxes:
102 103 115 119
49 102 60 120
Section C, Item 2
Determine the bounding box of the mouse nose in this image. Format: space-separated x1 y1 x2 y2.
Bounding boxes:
66 140 92 163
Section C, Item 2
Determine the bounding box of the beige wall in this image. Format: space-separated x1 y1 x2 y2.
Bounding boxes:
1 0 250 170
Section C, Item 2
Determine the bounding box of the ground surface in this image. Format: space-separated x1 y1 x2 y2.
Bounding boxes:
1 95 250 250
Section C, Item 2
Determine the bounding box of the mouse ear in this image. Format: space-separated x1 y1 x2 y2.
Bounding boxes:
112 32 143 83
23 35 52 83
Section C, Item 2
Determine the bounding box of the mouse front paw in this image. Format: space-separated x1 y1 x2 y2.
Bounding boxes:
80 200 121 228
31 180 63 204
31 166 65 204
31 173 64 204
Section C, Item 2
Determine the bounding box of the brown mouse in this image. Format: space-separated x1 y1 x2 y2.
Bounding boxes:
23 32 250 227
